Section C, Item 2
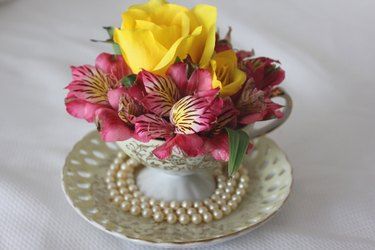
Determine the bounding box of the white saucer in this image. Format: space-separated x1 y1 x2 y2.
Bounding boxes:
62 131 292 248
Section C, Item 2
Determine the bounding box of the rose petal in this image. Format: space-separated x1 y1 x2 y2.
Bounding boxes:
95 108 132 142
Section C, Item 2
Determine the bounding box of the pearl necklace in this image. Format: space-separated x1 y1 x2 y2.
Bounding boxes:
106 152 249 225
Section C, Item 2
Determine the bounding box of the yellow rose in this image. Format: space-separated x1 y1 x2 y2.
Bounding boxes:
114 0 217 74
211 50 247 97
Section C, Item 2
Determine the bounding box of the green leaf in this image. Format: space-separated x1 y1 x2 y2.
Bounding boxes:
121 74 137 88
226 128 250 177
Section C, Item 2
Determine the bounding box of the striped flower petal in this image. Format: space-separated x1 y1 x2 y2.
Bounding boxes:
211 98 239 134
170 95 223 134
118 93 146 125
135 114 174 141
140 70 180 117
66 65 116 105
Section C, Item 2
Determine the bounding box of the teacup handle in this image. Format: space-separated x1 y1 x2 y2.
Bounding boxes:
249 87 293 139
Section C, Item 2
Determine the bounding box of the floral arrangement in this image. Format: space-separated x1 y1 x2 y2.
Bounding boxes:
65 0 285 175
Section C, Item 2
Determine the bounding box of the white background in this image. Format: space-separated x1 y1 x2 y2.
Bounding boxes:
1 0 374 249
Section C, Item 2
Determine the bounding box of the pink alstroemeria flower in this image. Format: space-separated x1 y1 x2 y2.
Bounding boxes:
65 53 133 141
132 62 223 159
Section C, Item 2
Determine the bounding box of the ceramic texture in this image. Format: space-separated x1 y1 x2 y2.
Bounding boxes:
117 138 220 173
62 131 292 247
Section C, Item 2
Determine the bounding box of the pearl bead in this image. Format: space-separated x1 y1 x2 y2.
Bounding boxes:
216 198 226 206
238 183 248 190
170 201 180 209
233 172 241 179
107 183 116 190
167 213 177 224
176 208 186 215
181 201 193 209
124 194 133 201
149 198 158 206
191 214 202 224
221 205 232 215
109 189 119 197
116 180 127 187
240 175 249 183
105 177 115 184
106 170 115 177
178 214 190 225
203 199 212 206
133 191 143 198
153 212 164 222
140 196 149 203
232 195 242 203
225 186 234 194
203 212 213 223
109 163 119 171
119 187 128 195
187 208 197 215
228 200 238 209
217 175 226 182
227 180 236 187
113 195 124 205
159 201 169 209
163 208 173 215
215 189 222 196
198 206 208 214
128 184 138 192
221 193 230 201
131 199 140 206
117 152 125 158
193 201 203 208
236 188 246 196
217 182 226 189
120 201 131 212
126 158 138 168
126 178 135 185
130 206 141 215
213 209 223 220
116 170 127 179
140 202 150 209
152 206 161 213
211 194 219 201
208 203 219 211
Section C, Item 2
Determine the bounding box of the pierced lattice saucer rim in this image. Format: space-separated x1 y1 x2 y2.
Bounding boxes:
62 131 292 248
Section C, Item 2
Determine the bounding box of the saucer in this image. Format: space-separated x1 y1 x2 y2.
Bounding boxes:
62 131 292 247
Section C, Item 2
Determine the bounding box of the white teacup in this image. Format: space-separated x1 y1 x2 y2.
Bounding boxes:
117 88 292 201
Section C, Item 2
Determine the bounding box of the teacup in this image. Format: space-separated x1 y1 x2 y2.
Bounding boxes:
117 88 292 201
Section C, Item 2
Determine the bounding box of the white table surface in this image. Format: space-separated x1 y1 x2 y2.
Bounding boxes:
1 0 374 249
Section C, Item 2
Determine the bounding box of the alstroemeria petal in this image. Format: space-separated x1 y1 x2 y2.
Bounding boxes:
118 93 146 125
66 65 115 105
186 68 212 95
175 134 205 157
95 53 132 81
135 114 174 141
152 137 177 160
140 70 180 116
167 62 188 92
170 95 223 134
204 133 230 161
65 98 103 123
95 108 132 142
107 87 126 110
211 98 239 134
